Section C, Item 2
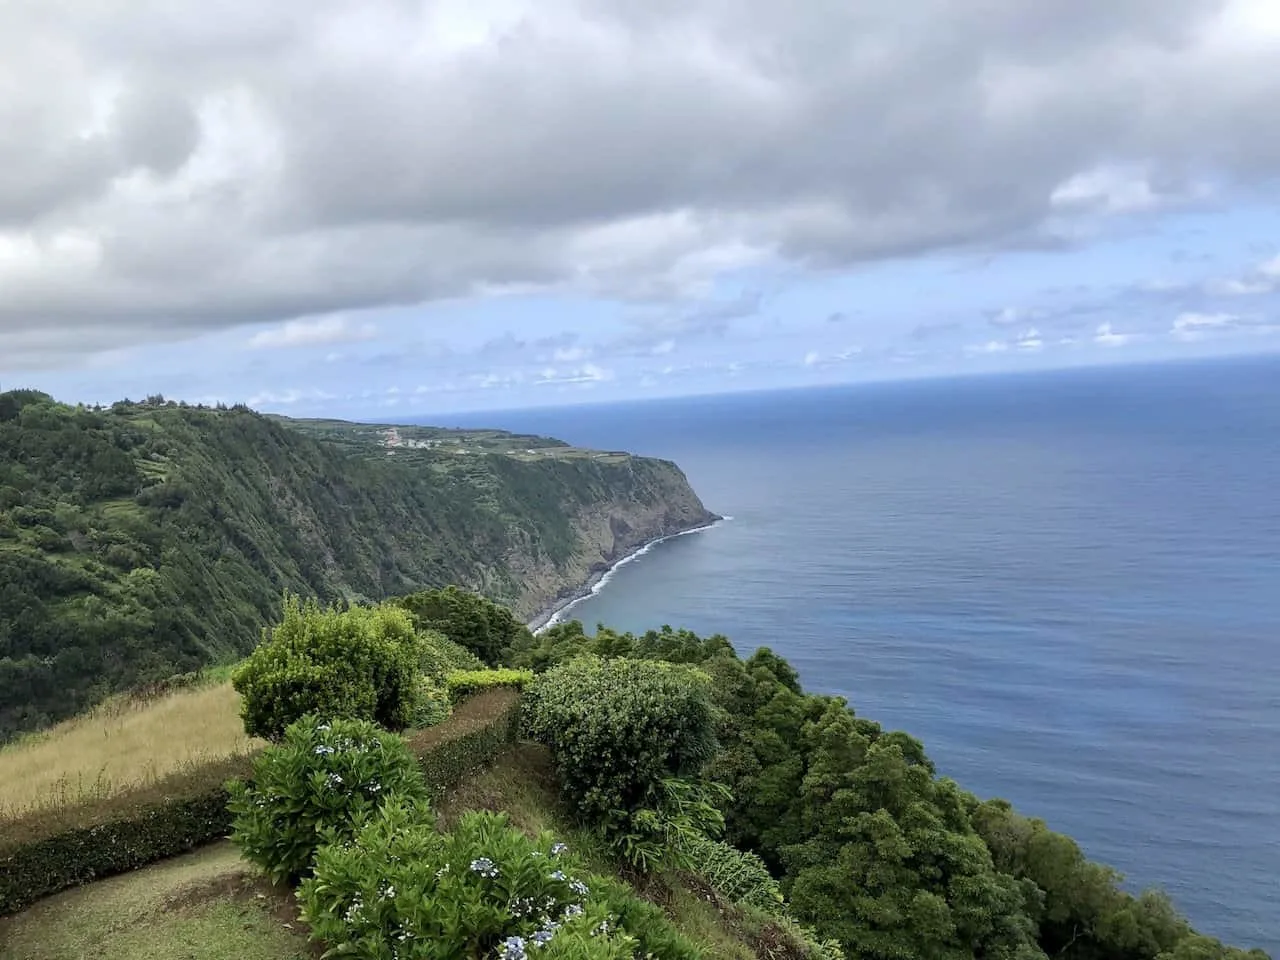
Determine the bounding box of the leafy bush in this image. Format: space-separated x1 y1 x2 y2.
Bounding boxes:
417 628 484 679
232 596 424 740
410 676 453 728
683 834 784 914
611 777 730 873
394 586 532 666
446 668 534 704
299 799 700 960
522 656 720 865
227 716 428 884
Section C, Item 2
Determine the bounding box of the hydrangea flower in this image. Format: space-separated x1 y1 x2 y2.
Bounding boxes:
498 935 527 960
530 929 556 948
550 842 568 856
469 857 499 878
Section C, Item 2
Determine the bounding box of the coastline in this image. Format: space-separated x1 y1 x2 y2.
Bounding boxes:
525 515 728 634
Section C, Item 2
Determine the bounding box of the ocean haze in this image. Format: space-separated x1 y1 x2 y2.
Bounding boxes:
431 354 1280 954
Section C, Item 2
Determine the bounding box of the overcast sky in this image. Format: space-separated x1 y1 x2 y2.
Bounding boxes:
3 0 1280 416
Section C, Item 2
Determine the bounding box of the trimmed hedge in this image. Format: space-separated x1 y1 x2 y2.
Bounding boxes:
444 668 534 705
409 688 522 792
0 688 522 917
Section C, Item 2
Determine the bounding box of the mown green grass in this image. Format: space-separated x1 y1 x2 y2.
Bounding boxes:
0 843 312 960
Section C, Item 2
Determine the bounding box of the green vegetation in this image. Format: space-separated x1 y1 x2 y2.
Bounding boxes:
523 656 724 871
0 843 312 960
232 597 426 740
511 621 1272 960
395 586 534 666
446 668 535 704
0 389 714 742
227 715 430 884
300 799 700 959
1 384 1269 959
0 685 522 915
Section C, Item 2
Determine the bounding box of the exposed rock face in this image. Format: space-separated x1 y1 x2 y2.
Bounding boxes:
501 458 720 623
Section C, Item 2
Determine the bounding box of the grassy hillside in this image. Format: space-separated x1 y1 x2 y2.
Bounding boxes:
0 390 716 741
0 747 776 960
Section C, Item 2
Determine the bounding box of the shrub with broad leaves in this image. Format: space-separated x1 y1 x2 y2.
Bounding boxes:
227 715 428 884
298 799 700 960
522 656 720 865
233 595 424 740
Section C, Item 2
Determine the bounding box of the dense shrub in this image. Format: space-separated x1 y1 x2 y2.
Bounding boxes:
227 715 428 884
417 628 484 679
683 835 784 914
232 596 424 740
394 586 532 666
445 668 534 704
299 798 701 960
523 656 720 865
410 676 453 728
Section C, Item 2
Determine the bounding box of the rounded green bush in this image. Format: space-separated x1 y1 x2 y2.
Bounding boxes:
227 715 428 884
232 595 423 740
522 656 718 830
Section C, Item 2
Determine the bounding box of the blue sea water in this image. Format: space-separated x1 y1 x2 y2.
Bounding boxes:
434 355 1280 953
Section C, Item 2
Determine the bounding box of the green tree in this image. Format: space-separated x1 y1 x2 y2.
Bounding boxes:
394 585 532 666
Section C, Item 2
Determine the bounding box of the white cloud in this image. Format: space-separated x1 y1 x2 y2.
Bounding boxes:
1050 165 1170 215
534 363 614 385
803 350 821 366
1208 277 1273 296
246 387 336 407
7 0 1280 369
988 306 1046 328
1094 322 1137 346
1169 310 1264 341
650 339 677 356
1016 327 1044 350
249 315 377 349
551 345 591 362
965 339 1010 355
1174 311 1238 331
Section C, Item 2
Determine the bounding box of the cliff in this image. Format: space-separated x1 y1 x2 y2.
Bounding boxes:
0 390 717 739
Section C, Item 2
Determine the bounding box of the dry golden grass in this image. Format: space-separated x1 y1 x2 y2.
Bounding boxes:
0 683 264 817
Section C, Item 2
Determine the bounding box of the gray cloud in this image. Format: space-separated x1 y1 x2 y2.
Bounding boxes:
3 0 1280 366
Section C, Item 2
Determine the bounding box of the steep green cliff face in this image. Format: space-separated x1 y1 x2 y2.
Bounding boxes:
0 391 716 740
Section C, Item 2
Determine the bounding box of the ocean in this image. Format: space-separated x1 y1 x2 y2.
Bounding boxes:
433 354 1280 953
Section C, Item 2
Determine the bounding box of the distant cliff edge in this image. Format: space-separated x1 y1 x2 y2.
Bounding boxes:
0 391 717 739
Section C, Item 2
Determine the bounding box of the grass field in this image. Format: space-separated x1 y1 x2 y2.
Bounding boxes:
0 843 312 960
0 682 260 817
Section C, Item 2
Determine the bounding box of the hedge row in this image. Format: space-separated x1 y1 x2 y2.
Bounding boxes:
444 668 534 705
0 689 523 916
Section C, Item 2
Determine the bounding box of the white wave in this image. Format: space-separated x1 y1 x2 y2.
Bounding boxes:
534 516 730 633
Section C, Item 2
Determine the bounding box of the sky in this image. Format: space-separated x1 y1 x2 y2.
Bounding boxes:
3 0 1280 417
